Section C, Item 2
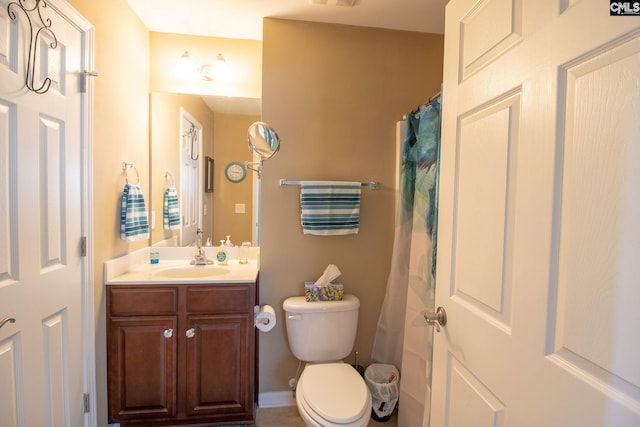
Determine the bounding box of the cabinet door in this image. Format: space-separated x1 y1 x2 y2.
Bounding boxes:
108 316 177 423
185 314 254 419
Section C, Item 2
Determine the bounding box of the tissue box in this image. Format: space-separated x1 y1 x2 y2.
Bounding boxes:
305 282 344 301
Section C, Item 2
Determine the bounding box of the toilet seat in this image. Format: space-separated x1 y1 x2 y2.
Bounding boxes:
296 363 371 427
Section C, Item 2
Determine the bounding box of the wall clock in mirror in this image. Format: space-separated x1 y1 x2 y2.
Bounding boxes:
225 161 246 183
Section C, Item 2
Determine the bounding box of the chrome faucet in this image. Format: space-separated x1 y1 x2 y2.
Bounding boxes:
191 228 213 265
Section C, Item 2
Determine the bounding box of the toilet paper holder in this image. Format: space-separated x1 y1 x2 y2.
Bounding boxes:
254 305 277 334
254 305 271 324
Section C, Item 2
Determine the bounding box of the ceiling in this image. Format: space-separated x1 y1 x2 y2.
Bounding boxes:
127 0 448 41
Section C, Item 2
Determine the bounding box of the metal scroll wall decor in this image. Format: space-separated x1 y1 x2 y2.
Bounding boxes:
7 0 58 94
184 123 199 161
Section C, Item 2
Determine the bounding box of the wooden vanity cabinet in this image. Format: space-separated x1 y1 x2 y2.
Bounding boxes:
107 281 257 426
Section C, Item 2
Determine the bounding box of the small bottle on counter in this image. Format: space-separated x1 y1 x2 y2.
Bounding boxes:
216 240 228 265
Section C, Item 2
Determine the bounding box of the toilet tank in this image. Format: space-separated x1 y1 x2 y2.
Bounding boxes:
283 294 360 362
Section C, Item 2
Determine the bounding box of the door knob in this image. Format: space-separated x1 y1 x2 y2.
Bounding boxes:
185 327 195 338
163 329 173 338
424 307 446 332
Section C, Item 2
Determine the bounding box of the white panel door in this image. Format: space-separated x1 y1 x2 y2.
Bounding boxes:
431 0 640 426
0 1 89 426
180 109 202 246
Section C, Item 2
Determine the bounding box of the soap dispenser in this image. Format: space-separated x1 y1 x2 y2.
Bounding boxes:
216 240 228 265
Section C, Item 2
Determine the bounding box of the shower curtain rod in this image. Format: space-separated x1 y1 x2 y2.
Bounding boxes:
404 91 441 120
418 91 441 108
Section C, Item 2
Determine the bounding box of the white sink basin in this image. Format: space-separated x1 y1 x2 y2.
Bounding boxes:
152 266 231 279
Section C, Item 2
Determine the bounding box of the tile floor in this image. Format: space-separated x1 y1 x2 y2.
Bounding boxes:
255 405 398 427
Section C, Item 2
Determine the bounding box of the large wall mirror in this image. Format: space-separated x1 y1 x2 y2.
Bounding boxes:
149 92 260 247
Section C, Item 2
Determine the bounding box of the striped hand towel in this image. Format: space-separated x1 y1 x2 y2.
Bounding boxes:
300 181 361 235
163 186 181 230
120 183 150 242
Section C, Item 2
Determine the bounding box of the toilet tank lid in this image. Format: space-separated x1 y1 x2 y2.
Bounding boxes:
284 294 360 313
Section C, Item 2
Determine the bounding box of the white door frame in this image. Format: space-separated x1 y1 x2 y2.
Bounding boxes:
251 149 260 245
47 1 97 426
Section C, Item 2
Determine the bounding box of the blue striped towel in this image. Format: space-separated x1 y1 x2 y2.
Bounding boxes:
300 181 361 235
120 183 150 242
163 186 181 230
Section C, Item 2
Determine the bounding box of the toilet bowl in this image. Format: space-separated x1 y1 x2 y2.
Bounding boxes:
295 363 371 427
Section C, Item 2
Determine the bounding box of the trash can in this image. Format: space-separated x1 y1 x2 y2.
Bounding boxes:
365 363 399 422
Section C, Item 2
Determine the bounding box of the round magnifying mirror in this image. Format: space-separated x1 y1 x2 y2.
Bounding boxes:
248 122 280 161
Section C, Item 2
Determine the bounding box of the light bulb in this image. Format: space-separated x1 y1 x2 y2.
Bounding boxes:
210 53 230 81
174 51 197 79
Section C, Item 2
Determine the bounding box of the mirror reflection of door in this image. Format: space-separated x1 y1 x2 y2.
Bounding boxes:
180 108 202 246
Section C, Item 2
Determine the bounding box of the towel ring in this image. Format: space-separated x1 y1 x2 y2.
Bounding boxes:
122 162 140 185
165 171 175 187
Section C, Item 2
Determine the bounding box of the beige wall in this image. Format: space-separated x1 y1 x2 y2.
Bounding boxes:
67 0 149 425
149 92 215 244
213 113 261 244
66 0 442 423
259 19 444 392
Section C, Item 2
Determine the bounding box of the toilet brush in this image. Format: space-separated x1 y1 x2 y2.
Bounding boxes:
352 351 365 376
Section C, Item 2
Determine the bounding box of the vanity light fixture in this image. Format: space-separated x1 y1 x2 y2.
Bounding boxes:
174 51 230 81
308 0 358 6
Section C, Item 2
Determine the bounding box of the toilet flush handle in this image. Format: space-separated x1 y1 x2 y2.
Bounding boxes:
287 314 302 321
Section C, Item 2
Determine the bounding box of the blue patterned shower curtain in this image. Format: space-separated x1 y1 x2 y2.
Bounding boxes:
372 95 441 426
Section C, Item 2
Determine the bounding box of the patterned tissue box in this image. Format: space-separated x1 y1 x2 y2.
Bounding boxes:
305 282 344 301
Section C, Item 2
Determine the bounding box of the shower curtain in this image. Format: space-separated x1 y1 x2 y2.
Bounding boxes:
372 95 441 426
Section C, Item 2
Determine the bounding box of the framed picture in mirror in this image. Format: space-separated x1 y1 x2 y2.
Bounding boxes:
205 156 214 192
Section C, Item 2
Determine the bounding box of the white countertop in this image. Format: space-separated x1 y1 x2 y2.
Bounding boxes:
104 246 259 285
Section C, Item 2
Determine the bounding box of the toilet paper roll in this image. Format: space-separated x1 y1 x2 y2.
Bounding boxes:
254 305 276 332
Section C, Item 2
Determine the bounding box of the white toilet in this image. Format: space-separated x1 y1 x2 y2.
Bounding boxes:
283 294 371 427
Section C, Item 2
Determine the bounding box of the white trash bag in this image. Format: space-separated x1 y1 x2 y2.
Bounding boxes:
365 364 399 421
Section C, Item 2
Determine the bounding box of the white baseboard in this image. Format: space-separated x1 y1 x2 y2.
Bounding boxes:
258 391 296 408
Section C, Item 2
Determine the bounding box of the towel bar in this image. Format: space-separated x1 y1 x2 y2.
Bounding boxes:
279 179 379 190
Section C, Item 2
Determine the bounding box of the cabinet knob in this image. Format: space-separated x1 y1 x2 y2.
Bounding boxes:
163 329 173 338
185 327 195 338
